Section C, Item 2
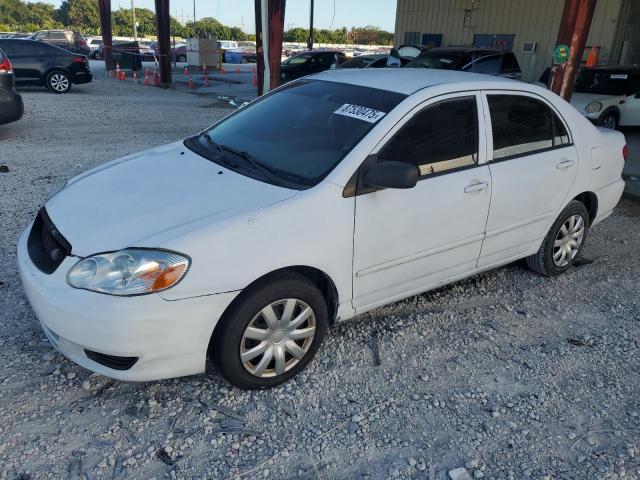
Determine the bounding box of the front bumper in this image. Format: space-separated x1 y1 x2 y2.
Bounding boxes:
17 229 239 381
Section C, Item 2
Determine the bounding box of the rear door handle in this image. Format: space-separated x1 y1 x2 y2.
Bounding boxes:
556 159 575 169
464 181 489 193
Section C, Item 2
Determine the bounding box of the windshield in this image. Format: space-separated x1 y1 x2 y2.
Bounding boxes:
574 70 634 96
186 80 406 189
283 53 312 65
405 53 459 69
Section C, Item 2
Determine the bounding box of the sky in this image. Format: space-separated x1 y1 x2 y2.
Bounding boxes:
43 0 397 33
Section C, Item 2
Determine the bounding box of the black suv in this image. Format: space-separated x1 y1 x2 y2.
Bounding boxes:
0 47 23 125
405 47 522 79
0 39 92 93
280 50 347 82
30 29 91 56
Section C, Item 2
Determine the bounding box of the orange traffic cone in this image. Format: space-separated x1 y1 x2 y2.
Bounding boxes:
236 65 240 74
252 65 256 74
252 74 257 86
120 70 126 80
116 62 120 76
153 68 159 86
220 65 225 74
144 69 150 86
188 77 194 89
132 70 138 82
202 63 207 74
203 75 209 87
183 66 189 75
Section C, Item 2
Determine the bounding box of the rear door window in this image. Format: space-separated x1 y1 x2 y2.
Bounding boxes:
500 53 521 74
11 42 38 57
488 94 570 160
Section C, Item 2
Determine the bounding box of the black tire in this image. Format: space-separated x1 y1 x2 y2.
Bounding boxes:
599 110 619 130
177 55 186 63
94 52 102 60
46 70 72 94
212 273 328 390
241 56 248 64
526 200 590 277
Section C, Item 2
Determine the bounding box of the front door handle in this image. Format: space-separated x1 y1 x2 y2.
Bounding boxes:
556 159 575 169
464 181 489 193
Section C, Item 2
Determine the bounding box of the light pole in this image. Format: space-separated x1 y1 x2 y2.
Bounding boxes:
130 0 138 40
193 0 196 23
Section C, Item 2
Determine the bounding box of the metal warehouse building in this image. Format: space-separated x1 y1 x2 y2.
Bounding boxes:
394 0 640 82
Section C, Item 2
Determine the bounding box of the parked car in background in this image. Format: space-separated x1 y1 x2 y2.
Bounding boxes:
0 46 23 125
0 39 92 93
217 40 238 62
225 46 257 64
339 53 409 69
397 44 430 60
1 33 32 39
137 41 156 61
405 47 522 79
30 30 90 56
280 50 347 82
570 66 640 130
86 37 102 59
17 69 625 389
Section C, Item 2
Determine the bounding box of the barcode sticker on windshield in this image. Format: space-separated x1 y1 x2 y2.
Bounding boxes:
334 104 386 123
610 74 628 79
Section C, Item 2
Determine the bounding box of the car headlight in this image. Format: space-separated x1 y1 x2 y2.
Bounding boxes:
585 102 603 115
67 249 190 296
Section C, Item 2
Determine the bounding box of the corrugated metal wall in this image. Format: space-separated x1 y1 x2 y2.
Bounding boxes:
394 0 630 82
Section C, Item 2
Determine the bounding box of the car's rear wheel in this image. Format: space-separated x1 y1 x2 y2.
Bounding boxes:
212 274 328 389
46 70 72 94
177 54 186 62
599 111 619 130
241 57 248 64
526 200 589 276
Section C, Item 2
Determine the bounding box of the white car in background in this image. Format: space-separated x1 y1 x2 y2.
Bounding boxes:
86 36 102 59
19 69 626 389
571 66 640 129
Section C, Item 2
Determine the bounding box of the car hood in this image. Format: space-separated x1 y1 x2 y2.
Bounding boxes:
571 92 624 113
46 141 297 256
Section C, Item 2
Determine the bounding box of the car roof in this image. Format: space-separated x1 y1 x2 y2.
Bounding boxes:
312 68 515 95
425 47 502 55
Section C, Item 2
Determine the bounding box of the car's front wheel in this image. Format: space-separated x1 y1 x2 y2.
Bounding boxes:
599 111 619 130
46 70 72 94
526 200 589 276
212 273 328 389
177 54 187 62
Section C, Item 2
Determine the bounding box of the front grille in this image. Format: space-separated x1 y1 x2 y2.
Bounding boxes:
27 208 71 274
84 349 138 370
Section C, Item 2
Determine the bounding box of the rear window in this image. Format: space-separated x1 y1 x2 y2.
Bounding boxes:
575 70 634 96
405 53 459 69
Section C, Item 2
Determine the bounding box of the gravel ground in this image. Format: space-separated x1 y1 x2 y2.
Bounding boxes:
1 75 640 480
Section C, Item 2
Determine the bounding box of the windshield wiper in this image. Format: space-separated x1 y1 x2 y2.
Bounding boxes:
199 132 240 168
218 143 282 185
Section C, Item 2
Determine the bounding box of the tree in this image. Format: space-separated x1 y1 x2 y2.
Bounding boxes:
57 0 100 33
0 0 30 28
26 2 60 29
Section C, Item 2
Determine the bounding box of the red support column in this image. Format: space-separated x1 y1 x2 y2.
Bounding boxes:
98 0 113 71
254 0 286 96
154 0 172 88
267 0 286 91
550 0 597 101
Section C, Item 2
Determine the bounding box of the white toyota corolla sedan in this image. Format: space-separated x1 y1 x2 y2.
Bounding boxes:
19 69 626 389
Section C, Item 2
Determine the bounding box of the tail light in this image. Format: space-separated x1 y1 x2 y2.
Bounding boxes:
72 56 86 64
0 56 12 73
623 144 628 161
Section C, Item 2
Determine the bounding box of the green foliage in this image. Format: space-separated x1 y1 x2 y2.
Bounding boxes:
283 26 393 45
0 0 393 47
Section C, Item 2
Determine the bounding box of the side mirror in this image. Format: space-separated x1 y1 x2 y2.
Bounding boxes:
362 161 419 189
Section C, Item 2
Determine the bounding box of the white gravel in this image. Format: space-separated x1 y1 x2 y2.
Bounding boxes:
1 74 640 480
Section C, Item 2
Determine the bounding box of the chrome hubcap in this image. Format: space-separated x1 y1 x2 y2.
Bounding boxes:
50 74 69 92
240 299 316 378
553 214 585 267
